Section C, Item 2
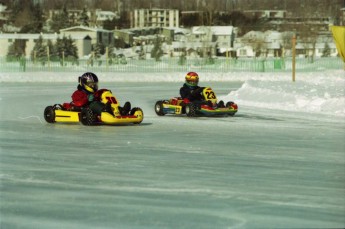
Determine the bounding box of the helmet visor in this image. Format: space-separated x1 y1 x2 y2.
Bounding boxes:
86 82 98 91
187 78 198 86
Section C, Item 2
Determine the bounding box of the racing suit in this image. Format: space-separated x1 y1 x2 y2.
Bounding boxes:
180 83 202 103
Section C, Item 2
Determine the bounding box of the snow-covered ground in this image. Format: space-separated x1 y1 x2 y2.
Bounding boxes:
0 70 344 228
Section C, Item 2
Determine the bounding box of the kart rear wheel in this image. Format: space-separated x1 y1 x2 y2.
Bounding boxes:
44 106 56 123
226 101 234 107
80 107 97 126
185 103 196 117
154 101 165 116
130 107 144 124
226 102 236 116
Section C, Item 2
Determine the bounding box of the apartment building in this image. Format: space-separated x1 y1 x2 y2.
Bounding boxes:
131 8 179 28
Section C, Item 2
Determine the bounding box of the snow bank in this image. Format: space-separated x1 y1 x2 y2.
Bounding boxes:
1 70 344 116
219 70 345 116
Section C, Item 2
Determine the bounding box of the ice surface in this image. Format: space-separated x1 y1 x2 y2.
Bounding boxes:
0 70 344 228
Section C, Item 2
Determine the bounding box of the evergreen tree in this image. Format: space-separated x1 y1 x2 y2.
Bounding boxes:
65 35 78 59
54 35 78 62
322 43 331 57
79 7 89 26
151 35 163 61
31 3 44 32
31 35 47 64
60 5 71 28
92 42 105 58
103 18 117 30
50 5 71 32
6 40 26 61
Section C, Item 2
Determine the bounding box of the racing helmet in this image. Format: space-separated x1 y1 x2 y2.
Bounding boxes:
185 72 199 87
79 72 99 93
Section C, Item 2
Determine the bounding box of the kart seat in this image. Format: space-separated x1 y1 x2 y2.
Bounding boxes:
62 103 82 111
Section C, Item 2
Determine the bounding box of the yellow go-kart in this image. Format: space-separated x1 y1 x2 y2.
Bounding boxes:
44 89 143 125
155 87 238 117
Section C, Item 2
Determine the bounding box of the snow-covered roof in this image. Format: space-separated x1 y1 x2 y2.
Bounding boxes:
242 31 265 40
264 30 282 41
211 26 234 35
192 26 234 36
60 26 111 33
0 33 90 40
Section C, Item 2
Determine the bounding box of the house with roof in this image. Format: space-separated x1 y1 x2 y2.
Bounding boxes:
95 9 119 27
0 33 49 58
60 26 114 57
187 26 236 57
234 30 338 58
0 26 115 58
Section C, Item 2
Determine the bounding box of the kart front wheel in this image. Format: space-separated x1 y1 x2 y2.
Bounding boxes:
44 106 56 123
80 107 97 126
154 101 165 116
185 103 196 117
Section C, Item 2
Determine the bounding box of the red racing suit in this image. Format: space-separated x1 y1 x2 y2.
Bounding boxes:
72 89 89 107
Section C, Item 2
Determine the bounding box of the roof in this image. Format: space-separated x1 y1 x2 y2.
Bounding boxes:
0 33 90 40
60 26 111 33
192 26 234 36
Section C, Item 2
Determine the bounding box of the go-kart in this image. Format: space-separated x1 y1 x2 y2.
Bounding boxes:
44 89 143 125
154 87 238 117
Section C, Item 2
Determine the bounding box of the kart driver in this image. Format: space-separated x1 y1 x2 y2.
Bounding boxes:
180 71 225 107
70 72 131 116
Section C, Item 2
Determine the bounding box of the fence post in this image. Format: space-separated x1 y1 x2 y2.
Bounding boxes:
62 51 65 66
292 34 296 82
106 47 109 70
34 51 37 65
47 46 50 70
20 56 26 72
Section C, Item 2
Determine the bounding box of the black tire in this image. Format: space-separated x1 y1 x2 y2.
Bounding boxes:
154 101 165 116
226 102 236 116
185 103 196 117
80 107 97 126
44 106 56 123
226 101 234 108
130 107 144 124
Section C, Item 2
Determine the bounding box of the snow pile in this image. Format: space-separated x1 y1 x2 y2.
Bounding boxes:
220 70 345 116
1 70 344 116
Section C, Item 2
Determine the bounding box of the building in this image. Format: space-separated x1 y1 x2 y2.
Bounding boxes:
131 8 179 28
0 33 56 59
48 9 118 28
95 9 119 27
0 26 114 59
60 26 114 57
114 27 174 47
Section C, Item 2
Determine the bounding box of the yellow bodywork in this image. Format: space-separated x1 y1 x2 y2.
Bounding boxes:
100 109 144 124
55 110 80 122
51 89 143 125
202 87 217 104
